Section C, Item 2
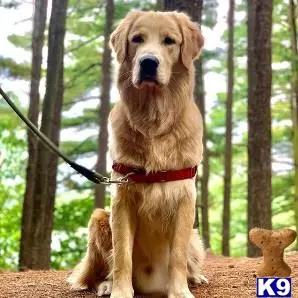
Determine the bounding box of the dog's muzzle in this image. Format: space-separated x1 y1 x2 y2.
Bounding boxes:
139 55 159 83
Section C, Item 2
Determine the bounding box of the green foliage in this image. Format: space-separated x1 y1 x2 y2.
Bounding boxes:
0 94 26 129
0 32 32 79
203 0 218 28
0 119 26 268
8 34 31 49
51 197 93 268
55 197 94 232
0 0 22 8
51 232 88 269
0 57 31 79
62 138 97 158
62 108 98 129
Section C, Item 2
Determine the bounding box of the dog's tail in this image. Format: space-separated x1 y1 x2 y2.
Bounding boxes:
68 208 112 290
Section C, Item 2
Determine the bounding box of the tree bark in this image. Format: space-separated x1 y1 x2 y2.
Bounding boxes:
30 0 68 269
247 0 273 257
288 0 298 249
195 58 210 248
19 0 48 271
43 64 64 266
163 0 202 13
222 0 234 257
183 1 204 231
95 0 114 208
163 0 209 247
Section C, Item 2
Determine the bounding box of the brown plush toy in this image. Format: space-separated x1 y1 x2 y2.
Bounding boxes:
249 228 297 277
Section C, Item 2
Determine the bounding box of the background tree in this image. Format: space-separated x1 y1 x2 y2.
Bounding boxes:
222 0 234 257
192 1 205 232
288 0 298 248
30 0 68 269
19 0 48 271
247 0 273 257
163 0 199 12
95 0 114 208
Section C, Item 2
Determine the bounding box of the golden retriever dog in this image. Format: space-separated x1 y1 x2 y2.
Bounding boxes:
68 10 207 298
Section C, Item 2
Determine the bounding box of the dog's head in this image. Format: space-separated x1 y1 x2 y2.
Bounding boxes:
110 11 204 89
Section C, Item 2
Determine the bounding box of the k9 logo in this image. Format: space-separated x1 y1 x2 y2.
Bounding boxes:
257 278 292 298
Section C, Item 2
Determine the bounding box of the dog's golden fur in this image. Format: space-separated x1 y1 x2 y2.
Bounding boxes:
69 11 206 298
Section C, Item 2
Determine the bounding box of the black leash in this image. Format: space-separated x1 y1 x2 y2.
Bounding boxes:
0 86 129 185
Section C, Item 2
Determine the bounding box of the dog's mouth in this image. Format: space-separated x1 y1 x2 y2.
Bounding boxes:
141 77 158 84
136 76 160 88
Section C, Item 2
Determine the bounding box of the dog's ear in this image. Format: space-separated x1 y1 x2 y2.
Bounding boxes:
110 11 142 64
174 12 204 69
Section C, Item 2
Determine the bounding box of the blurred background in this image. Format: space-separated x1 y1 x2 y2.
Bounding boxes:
0 0 297 271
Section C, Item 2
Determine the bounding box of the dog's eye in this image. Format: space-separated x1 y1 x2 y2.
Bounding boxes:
164 37 175 45
132 35 144 43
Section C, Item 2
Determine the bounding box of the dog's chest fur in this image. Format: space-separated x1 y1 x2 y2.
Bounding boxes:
109 92 202 217
109 101 202 172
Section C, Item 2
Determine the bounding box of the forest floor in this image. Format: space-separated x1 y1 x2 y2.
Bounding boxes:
0 252 298 298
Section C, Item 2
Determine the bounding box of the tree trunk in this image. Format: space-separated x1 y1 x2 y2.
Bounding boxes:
247 0 273 257
163 0 202 12
196 26 210 249
192 3 206 236
30 0 68 269
19 0 48 271
222 0 234 257
288 0 298 249
43 64 64 266
95 0 114 208
195 58 210 247
163 0 209 247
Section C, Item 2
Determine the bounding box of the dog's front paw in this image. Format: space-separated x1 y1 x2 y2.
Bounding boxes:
189 274 209 285
169 289 195 298
110 294 133 298
97 280 112 296
110 287 133 298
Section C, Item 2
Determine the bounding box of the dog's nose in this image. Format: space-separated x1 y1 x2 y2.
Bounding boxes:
140 55 159 79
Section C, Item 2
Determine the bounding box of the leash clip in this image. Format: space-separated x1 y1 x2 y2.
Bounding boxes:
96 172 134 185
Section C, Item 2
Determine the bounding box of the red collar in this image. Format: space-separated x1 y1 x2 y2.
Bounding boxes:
112 162 197 183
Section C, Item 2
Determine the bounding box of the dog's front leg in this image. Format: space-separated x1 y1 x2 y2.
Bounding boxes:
168 193 195 298
111 186 136 298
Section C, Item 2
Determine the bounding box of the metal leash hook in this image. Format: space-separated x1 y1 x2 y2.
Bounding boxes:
97 172 134 185
0 86 129 186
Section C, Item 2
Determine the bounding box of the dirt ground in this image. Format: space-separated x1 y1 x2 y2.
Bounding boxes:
0 253 297 298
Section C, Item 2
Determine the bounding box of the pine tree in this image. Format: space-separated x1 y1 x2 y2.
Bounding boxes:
30 0 68 269
95 0 114 208
288 0 298 248
222 0 234 257
247 0 273 257
19 0 48 271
